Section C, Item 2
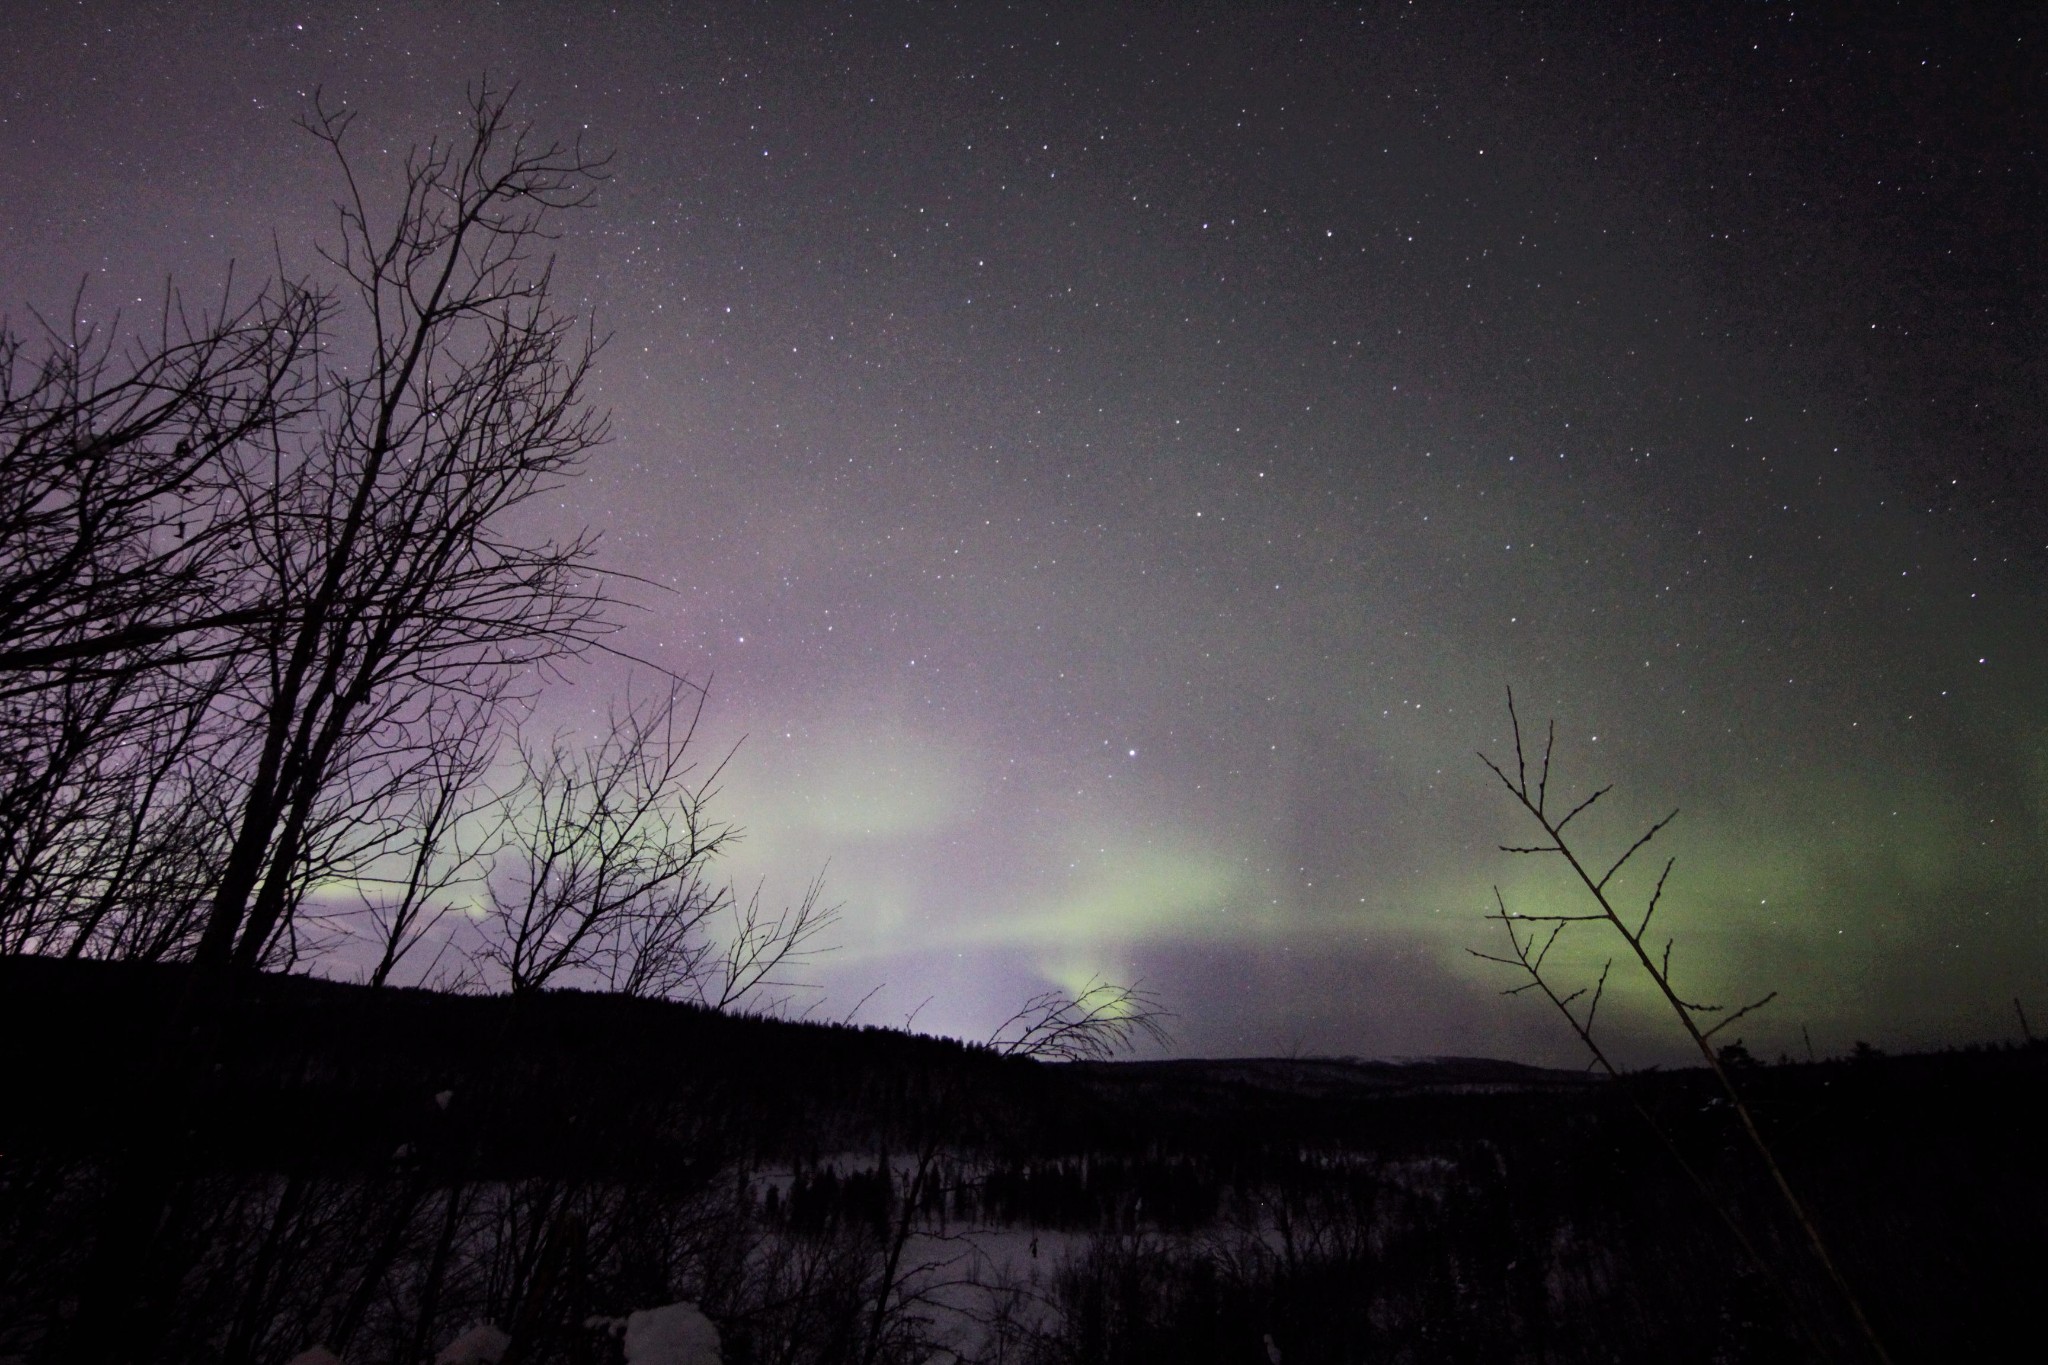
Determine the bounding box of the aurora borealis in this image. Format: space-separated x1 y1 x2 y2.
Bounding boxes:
4 2 2040 1063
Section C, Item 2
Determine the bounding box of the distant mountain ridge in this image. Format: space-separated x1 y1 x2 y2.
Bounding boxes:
0 954 1593 1175
1085 1053 1597 1094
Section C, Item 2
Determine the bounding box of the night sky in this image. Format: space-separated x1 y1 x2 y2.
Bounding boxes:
4 3 2041 1064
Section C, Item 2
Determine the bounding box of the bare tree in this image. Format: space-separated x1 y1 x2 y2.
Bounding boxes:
4 83 625 978
697 872 837 1010
0 281 320 959
0 659 216 956
1475 688 1891 1363
990 977 1174 1062
482 684 734 995
0 277 319 684
351 689 505 988
188 82 616 977
477 681 837 1006
30 86 634 1365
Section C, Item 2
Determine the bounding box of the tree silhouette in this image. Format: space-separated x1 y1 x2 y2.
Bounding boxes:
32 82 632 1365
990 977 1175 1063
0 280 320 959
0 278 318 681
1475 687 1891 1363
192 83 615 977
1 82 623 980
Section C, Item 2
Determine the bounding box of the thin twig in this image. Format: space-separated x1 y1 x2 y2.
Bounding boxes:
1475 686 1893 1364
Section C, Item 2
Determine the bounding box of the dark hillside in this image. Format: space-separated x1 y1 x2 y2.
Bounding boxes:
0 957 1602 1179
1 954 2042 1362
0 955 1061 1177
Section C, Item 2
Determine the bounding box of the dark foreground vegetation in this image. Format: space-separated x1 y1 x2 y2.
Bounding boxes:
0 955 2039 1364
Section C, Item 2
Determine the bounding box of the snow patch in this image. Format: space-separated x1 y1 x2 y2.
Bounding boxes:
623 1302 722 1365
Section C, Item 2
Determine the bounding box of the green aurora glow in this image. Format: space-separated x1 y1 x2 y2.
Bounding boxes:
4 2 2040 1061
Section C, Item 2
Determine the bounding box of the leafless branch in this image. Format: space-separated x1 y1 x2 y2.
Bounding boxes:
189 83 618 975
703 872 839 1012
481 682 732 995
1702 991 1780 1041
989 978 1175 1063
1473 687 1893 1363
1596 808 1679 893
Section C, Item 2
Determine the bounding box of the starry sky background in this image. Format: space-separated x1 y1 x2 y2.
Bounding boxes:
4 2 2042 1064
